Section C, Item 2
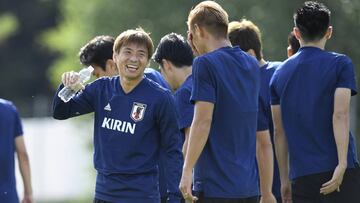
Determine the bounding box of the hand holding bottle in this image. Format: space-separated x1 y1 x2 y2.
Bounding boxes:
58 66 94 102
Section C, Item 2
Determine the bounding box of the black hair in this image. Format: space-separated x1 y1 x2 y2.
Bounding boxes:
288 31 300 53
79 35 115 70
294 1 331 42
153 33 194 67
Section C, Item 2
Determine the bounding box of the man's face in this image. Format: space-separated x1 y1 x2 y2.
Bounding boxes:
113 43 149 81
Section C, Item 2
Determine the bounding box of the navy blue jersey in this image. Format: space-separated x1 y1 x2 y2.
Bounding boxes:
53 77 183 203
191 46 260 198
270 47 359 180
257 62 282 198
0 99 22 203
160 75 194 201
144 68 171 90
174 75 194 133
143 68 175 199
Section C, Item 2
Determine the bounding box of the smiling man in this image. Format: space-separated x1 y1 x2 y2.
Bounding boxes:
53 28 183 203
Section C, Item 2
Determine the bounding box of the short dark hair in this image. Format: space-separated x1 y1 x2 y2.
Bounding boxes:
79 35 114 71
153 33 194 67
228 19 262 61
113 28 154 60
294 1 331 42
288 31 300 53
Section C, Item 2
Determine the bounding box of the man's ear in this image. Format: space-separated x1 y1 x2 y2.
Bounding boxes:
106 59 117 71
193 24 204 38
325 26 333 40
293 27 302 41
161 59 173 71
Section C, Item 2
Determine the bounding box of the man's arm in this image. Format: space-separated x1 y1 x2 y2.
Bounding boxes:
320 88 350 195
182 127 190 157
53 71 96 120
179 101 213 201
271 105 291 203
256 130 276 203
158 93 184 203
15 136 33 203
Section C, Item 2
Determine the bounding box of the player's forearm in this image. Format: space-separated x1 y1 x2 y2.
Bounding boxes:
183 118 211 172
256 132 274 195
274 128 289 183
333 111 349 167
18 152 33 196
182 127 190 157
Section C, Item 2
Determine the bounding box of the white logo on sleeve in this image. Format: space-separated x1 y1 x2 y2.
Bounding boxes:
104 103 111 111
130 102 147 122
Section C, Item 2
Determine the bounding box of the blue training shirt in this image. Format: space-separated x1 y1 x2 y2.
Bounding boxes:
144 68 174 200
270 47 359 180
257 62 282 198
191 46 260 198
0 99 23 203
174 75 194 134
53 76 183 203
144 68 171 90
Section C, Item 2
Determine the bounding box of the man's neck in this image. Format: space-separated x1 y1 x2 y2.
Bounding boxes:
300 38 327 50
175 66 192 90
205 38 232 53
259 58 267 67
119 75 143 94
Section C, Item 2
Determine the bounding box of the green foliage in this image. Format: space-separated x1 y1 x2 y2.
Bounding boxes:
43 0 360 156
45 0 360 87
0 13 19 43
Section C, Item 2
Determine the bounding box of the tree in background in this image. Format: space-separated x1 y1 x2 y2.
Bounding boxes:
0 0 60 117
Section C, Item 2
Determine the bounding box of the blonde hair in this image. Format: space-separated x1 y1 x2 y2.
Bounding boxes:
187 1 229 38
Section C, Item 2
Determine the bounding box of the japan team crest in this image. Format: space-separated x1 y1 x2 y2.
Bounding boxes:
130 102 147 122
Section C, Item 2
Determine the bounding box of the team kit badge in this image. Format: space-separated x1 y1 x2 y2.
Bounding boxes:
130 102 147 122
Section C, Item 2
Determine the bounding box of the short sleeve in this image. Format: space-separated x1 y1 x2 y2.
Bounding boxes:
270 72 280 105
257 96 269 131
174 88 194 131
10 104 23 137
336 56 357 96
191 57 216 104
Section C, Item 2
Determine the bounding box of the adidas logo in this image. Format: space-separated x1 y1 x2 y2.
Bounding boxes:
104 103 111 111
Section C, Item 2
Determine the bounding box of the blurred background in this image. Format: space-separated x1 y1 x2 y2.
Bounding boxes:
0 0 359 202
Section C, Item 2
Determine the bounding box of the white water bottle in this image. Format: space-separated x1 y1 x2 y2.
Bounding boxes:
58 66 94 102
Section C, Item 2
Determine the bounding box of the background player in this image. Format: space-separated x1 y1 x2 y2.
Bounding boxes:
270 1 360 202
0 98 33 203
179 1 260 202
228 19 280 203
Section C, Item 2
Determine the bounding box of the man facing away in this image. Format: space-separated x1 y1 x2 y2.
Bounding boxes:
270 1 360 203
179 1 260 202
153 32 194 203
53 28 183 203
228 19 281 203
0 98 33 203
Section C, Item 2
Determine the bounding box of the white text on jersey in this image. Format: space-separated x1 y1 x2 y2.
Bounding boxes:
101 117 136 134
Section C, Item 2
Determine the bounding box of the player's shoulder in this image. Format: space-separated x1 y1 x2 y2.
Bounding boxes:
327 51 352 64
0 98 18 113
144 77 172 96
175 80 192 98
89 75 119 89
267 61 282 69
